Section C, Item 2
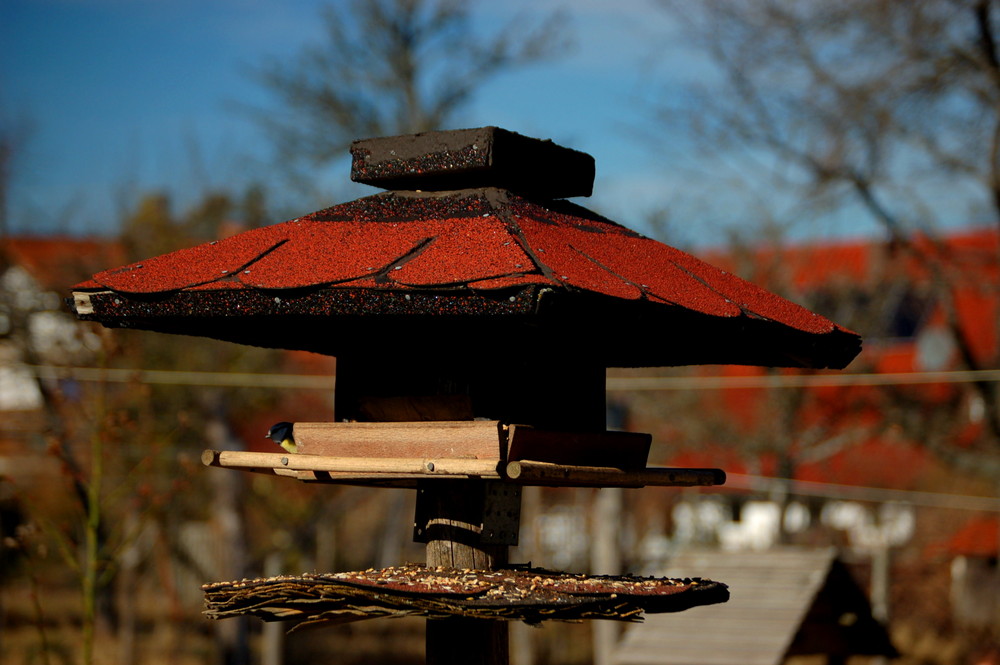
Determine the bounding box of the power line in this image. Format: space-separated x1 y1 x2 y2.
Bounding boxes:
607 369 1000 391
26 365 336 390
23 365 1000 390
20 366 1000 511
720 473 1000 512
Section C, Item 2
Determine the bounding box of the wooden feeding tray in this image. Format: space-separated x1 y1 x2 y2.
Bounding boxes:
201 420 725 489
202 564 729 628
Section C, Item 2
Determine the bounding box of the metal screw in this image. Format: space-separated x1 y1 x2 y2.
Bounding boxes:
281 457 289 466
426 461 435 472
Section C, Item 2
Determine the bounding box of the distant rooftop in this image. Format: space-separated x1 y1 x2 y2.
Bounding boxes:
615 548 896 665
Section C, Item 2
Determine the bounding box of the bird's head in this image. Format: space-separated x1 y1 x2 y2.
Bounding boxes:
265 421 297 453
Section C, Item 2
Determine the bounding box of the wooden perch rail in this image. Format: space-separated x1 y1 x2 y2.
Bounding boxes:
201 450 501 478
201 450 726 488
505 461 725 488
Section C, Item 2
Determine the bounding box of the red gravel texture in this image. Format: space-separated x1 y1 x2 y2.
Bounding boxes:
83 190 849 339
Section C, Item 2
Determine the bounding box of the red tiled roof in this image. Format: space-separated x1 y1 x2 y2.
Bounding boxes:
71 127 863 369
2 236 125 292
72 190 861 368
87 192 838 336
703 226 999 290
943 516 999 558
796 438 932 489
703 227 999 367
664 438 934 492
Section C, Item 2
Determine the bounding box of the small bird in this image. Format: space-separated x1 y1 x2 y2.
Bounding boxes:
265 421 297 453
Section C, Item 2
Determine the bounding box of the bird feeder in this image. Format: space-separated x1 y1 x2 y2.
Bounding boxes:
72 127 861 664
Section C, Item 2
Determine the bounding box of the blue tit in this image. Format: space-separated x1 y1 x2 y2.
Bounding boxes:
265 421 297 453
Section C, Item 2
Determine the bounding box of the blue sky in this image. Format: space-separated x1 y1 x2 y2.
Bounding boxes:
5 0 707 238
5 0 982 245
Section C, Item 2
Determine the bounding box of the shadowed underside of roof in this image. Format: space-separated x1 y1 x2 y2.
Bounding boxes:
72 188 861 369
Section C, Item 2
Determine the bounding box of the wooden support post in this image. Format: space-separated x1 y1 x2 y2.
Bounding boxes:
592 487 622 665
334 351 606 665
422 479 510 665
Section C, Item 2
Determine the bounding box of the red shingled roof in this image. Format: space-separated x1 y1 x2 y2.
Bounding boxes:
2 236 125 291
941 516 999 558
71 128 862 369
86 192 837 336
72 189 861 368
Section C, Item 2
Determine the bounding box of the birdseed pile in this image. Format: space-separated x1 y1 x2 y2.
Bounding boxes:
203 564 728 628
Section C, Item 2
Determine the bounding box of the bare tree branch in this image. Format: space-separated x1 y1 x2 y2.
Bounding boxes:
248 0 569 168
651 0 1000 467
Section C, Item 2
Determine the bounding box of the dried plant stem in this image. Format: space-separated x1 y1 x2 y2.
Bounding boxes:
29 569 53 665
81 373 107 665
82 439 100 665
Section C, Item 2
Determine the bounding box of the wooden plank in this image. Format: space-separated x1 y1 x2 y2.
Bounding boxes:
504 461 725 488
293 420 504 460
202 449 501 477
506 425 651 469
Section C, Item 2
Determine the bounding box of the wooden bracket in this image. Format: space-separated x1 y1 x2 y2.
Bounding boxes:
481 483 522 545
412 482 522 547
